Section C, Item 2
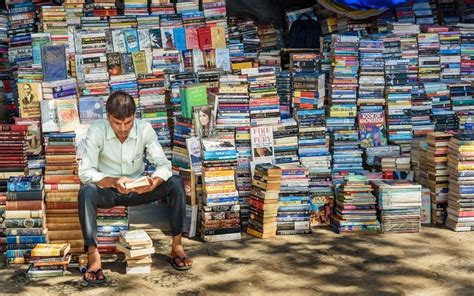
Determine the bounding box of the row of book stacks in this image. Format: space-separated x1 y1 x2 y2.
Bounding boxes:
3 0 474 269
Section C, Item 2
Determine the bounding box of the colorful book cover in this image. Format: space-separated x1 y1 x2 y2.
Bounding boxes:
420 188 431 224
78 97 103 124
132 51 148 75
161 27 175 49
250 126 275 164
210 26 226 49
56 99 80 132
358 109 388 148
138 28 151 50
149 28 162 48
19 82 42 119
309 195 333 227
173 27 187 51
41 45 67 82
192 49 205 72
106 52 123 76
40 100 60 133
185 27 199 49
123 29 140 53
193 105 215 139
180 84 208 119
31 33 51 66
121 53 135 75
13 118 42 156
186 137 202 174
112 30 127 53
203 49 216 69
198 26 212 50
215 48 231 71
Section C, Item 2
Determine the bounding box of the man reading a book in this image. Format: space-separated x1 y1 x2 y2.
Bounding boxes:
78 91 192 283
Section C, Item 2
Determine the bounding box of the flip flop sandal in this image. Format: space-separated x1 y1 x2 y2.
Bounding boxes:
169 256 192 271
82 269 107 285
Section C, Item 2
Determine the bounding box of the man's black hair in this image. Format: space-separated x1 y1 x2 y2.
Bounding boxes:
106 91 136 120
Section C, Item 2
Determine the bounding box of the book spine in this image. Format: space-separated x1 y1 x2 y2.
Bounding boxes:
6 235 47 244
6 200 43 211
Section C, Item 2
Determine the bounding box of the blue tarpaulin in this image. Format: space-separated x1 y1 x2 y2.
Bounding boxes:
333 0 409 10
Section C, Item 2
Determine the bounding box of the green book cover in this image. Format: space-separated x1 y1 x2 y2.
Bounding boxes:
181 84 208 119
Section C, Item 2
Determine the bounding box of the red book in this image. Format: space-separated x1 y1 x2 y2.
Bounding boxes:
6 200 43 211
47 202 78 209
0 125 29 132
185 27 199 49
198 26 212 50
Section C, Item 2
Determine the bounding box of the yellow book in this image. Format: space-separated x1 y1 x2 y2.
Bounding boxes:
132 51 148 75
210 26 226 49
31 243 70 257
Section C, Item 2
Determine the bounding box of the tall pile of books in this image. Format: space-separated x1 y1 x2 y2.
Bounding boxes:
43 132 83 253
39 6 68 46
116 229 154 274
460 24 474 82
247 163 281 239
439 29 461 82
277 166 311 235
272 118 299 167
226 18 246 68
216 74 250 132
243 67 280 126
330 175 380 233
418 30 440 82
290 53 324 110
235 126 251 228
241 19 260 61
426 132 452 225
200 138 241 242
276 70 291 118
6 175 47 266
358 36 385 106
447 133 474 231
449 81 473 130
26 243 70 278
372 180 422 233
65 0 85 26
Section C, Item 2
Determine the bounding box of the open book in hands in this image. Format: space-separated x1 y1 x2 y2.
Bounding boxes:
124 176 151 190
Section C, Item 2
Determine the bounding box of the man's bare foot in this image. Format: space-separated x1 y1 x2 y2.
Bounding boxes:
170 244 193 267
85 248 103 281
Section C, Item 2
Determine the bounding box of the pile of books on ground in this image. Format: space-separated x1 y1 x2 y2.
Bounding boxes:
247 163 281 239
6 175 47 266
97 206 129 254
116 229 154 274
26 243 71 278
447 133 474 231
372 180 422 233
331 175 380 233
200 138 241 242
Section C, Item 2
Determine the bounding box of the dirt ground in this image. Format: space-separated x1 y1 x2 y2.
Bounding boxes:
1 205 474 296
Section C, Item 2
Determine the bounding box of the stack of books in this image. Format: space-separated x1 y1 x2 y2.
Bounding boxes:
439 29 461 82
97 206 129 254
365 146 401 169
168 72 197 120
124 0 148 15
171 116 193 173
5 175 47 266
358 36 385 106
396 2 416 23
290 53 324 110
200 138 241 242
447 133 474 231
438 0 459 25
116 229 154 274
247 163 281 239
43 132 83 253
202 0 227 23
235 126 252 229
277 166 311 235
459 23 474 82
330 175 380 233
39 6 68 46
421 187 431 224
372 180 422 233
411 138 427 183
376 155 411 172
426 132 452 225
226 18 246 68
64 0 85 26
175 0 199 14
257 24 277 51
257 50 281 68
85 0 117 17
150 0 175 16
0 190 5 253
424 81 450 114
0 10 13 118
414 0 435 25
276 70 291 118
243 67 280 126
418 30 440 82
180 83 208 120
240 19 260 61
79 16 110 31
272 118 299 167
26 243 71 278
215 74 250 131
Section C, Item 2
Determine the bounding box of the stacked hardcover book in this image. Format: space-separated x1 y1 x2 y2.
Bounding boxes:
116 229 154 274
200 138 241 242
372 180 422 233
331 175 380 233
97 206 129 254
247 163 281 239
277 166 311 235
26 243 71 278
5 175 47 266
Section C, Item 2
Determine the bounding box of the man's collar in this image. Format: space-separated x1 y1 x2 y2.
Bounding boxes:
106 119 137 140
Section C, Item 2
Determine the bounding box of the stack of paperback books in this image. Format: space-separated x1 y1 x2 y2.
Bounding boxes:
358 36 385 106
215 74 250 131
26 243 71 278
97 206 129 254
6 175 47 266
459 23 474 82
426 132 452 225
64 0 85 26
414 0 435 25
235 126 252 228
257 24 277 51
439 29 461 82
277 166 311 235
247 163 281 239
124 0 148 15
272 118 299 167
418 30 440 82
372 180 422 233
116 229 154 274
291 71 325 110
43 132 83 253
171 116 193 173
276 70 291 118
243 67 280 126
39 6 68 46
447 133 474 231
150 0 174 16
331 175 380 233
85 0 117 17
200 138 241 242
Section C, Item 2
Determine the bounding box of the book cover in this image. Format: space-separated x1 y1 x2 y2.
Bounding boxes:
132 51 148 75
56 99 80 132
19 82 42 119
41 44 68 82
149 28 162 48
107 52 123 76
198 26 212 50
78 97 103 124
161 27 175 49
210 26 226 49
250 126 275 163
173 27 187 51
138 28 151 50
112 29 127 53
123 29 140 53
309 195 333 227
185 27 199 49
203 49 216 69
31 33 51 66
180 84 208 119
215 48 231 71
121 53 135 75
193 105 215 139
358 109 388 148
192 49 205 72
186 137 202 174
40 100 60 133
31 243 70 257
